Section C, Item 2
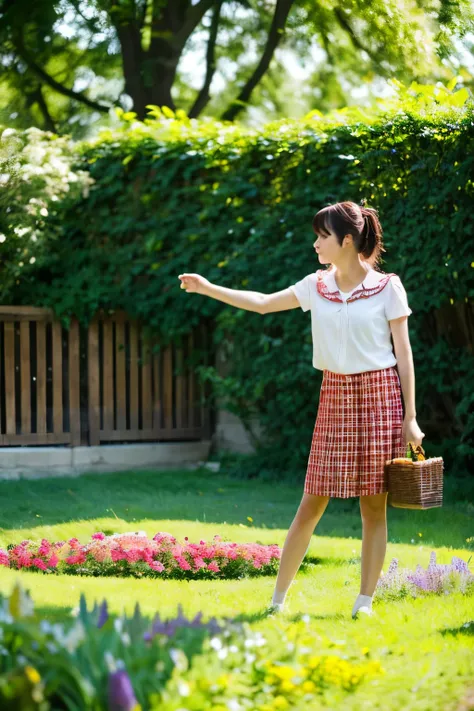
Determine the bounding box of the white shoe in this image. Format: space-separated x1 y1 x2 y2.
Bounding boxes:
352 605 373 619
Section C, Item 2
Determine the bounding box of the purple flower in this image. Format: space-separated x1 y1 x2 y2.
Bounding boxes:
108 669 138 711
143 603 225 642
377 551 474 598
97 599 108 628
451 557 470 574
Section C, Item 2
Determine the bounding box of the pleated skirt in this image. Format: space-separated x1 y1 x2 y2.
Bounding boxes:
304 366 405 498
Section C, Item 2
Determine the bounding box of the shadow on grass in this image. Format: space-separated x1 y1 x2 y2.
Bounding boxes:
31 602 348 628
0 469 472 551
440 621 474 637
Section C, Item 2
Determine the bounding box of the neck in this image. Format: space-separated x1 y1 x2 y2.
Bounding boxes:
331 256 369 279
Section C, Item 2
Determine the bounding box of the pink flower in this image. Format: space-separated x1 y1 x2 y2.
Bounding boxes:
66 552 86 565
0 550 9 567
177 557 192 571
47 553 59 568
141 548 155 564
38 538 51 556
68 538 81 550
153 533 176 544
193 558 208 570
149 561 165 572
124 549 143 564
207 562 220 572
92 532 106 540
16 550 33 567
32 557 47 571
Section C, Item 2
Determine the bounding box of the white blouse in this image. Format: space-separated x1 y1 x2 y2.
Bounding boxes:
289 266 412 375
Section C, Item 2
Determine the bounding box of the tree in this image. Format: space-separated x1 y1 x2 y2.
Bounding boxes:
0 0 473 135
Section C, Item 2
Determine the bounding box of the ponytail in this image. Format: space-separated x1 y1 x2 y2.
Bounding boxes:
359 206 386 269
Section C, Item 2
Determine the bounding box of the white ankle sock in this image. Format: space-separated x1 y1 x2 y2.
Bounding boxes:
271 590 287 605
352 594 372 617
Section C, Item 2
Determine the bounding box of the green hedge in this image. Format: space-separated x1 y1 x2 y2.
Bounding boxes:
0 82 473 480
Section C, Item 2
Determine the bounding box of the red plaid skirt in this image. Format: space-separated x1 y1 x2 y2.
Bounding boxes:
304 366 405 498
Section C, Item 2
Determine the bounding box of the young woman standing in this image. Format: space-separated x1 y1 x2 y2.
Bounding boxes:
178 201 424 620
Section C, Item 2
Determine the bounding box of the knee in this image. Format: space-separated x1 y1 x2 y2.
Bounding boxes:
360 493 387 525
361 507 387 525
296 494 330 523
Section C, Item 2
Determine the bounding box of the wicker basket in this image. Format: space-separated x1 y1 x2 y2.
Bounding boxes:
385 441 444 509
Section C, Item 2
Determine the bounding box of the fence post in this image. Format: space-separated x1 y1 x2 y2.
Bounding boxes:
88 317 100 446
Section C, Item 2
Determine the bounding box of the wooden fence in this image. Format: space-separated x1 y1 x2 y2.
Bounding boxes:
0 307 211 447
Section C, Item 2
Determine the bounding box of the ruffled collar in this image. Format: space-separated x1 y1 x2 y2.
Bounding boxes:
316 267 395 304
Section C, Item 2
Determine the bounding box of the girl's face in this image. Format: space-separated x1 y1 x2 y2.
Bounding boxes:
313 229 349 265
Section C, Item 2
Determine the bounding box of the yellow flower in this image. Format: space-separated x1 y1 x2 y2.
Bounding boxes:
361 647 370 655
24 666 41 685
369 661 384 673
273 696 289 709
273 666 295 681
307 655 321 669
301 680 316 693
247 516 253 523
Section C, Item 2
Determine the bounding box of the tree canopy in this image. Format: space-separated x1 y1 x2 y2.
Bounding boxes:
0 0 473 136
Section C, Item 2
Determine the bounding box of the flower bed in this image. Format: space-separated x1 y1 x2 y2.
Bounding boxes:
0 582 384 710
1 531 283 580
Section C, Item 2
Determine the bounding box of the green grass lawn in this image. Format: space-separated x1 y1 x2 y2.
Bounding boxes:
0 468 473 711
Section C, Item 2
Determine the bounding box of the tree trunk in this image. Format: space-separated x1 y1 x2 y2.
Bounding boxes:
114 21 149 119
220 0 295 122
113 0 215 119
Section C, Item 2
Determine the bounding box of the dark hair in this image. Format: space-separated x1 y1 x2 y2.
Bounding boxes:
312 201 386 270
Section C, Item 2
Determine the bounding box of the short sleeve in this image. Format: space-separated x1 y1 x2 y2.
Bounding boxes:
289 274 312 312
384 275 412 321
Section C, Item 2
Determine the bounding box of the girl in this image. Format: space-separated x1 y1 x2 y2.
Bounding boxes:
178 201 424 620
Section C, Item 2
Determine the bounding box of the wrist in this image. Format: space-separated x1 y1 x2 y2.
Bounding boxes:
201 282 214 297
404 413 417 420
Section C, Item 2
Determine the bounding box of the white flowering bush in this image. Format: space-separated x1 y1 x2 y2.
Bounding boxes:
0 126 94 303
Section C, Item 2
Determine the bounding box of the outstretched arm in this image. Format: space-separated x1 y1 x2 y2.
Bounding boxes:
178 273 265 313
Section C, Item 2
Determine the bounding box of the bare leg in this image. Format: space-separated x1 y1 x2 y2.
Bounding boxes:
272 493 330 602
359 492 388 596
